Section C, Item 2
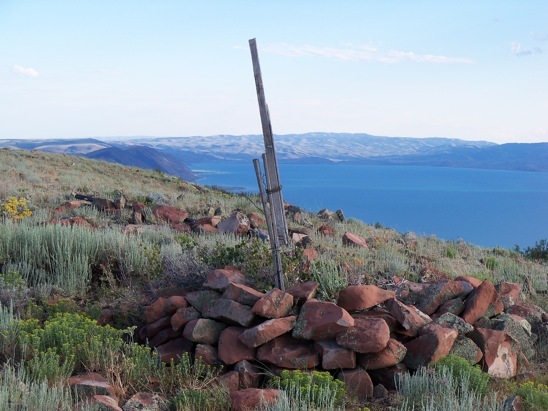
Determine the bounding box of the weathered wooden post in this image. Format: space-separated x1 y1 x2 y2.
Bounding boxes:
249 38 288 290
249 38 289 246
253 159 284 290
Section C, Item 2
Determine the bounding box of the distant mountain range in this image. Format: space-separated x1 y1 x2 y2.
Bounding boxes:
1 133 547 180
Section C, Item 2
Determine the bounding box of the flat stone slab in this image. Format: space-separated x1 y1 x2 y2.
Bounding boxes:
292 299 354 340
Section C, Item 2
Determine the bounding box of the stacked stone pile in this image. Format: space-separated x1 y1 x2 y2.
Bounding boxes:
139 267 546 409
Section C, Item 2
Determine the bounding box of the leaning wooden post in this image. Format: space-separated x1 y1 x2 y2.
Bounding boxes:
253 158 284 290
249 38 289 246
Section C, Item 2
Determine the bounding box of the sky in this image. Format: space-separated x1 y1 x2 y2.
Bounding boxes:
1 1 547 143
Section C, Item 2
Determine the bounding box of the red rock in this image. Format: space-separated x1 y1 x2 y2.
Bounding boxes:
69 372 117 399
506 302 546 325
151 205 188 224
142 316 172 339
403 328 458 369
79 395 122 411
183 318 227 345
455 276 483 288
144 296 188 324
468 328 519 378
230 388 281 411
217 211 251 235
58 216 93 228
252 288 294 319
415 280 471 315
336 317 390 353
285 281 319 304
239 316 296 348
192 215 222 228
358 338 407 370
122 392 168 411
352 307 400 332
337 285 395 312
203 299 255 327
148 327 181 348
195 344 218 366
222 283 265 306
419 267 450 283
53 200 90 214
256 334 319 369
193 224 218 234
369 363 409 391
386 298 432 337
218 326 256 366
432 298 465 318
171 223 191 233
314 339 356 370
336 368 373 399
156 337 193 364
317 224 335 237
247 213 264 229
171 306 200 332
302 248 318 261
461 280 498 324
234 360 262 389
217 371 240 393
204 268 246 291
292 299 354 340
132 201 147 214
449 336 483 364
184 290 222 313
92 198 116 211
342 231 368 248
496 282 523 309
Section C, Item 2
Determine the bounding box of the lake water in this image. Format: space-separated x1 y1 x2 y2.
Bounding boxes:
191 162 548 250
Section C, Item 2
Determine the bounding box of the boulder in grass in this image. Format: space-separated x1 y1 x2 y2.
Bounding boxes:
342 231 368 248
151 205 188 224
217 211 251 235
79 395 122 411
194 344 218 366
230 389 282 411
122 392 169 411
69 372 117 400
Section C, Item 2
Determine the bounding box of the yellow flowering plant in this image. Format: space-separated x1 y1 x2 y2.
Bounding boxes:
1 196 32 220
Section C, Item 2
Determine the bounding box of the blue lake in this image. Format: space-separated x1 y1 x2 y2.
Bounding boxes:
191 162 548 250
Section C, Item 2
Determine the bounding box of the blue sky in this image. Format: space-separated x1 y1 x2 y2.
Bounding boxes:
1 1 547 143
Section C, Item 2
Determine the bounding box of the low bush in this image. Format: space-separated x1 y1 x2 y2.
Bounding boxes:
514 381 548 411
434 354 489 396
268 369 346 410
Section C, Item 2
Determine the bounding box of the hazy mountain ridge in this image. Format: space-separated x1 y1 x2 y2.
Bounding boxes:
1 133 546 173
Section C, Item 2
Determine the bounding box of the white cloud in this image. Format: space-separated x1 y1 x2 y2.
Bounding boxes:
261 43 474 64
510 42 543 57
12 65 39 78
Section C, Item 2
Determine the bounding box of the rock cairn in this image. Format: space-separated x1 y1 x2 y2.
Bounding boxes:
140 267 547 409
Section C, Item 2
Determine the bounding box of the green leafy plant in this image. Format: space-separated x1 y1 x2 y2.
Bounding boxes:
434 354 489 397
269 369 346 410
514 381 548 411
